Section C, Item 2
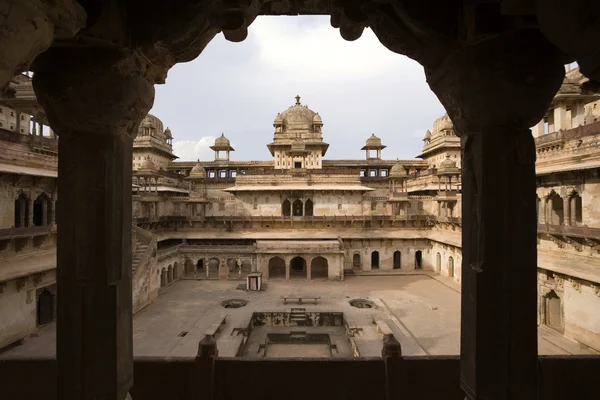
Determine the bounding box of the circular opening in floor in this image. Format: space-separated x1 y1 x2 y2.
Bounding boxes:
221 299 248 308
349 299 376 309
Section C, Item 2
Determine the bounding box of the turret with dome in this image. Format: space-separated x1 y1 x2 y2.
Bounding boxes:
132 113 178 171
268 95 329 170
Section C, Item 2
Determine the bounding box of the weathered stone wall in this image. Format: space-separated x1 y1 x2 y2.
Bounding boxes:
0 174 57 229
343 238 432 271
0 269 55 350
429 241 463 283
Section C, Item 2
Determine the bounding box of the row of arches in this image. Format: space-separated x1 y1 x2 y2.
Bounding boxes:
282 198 313 217
183 258 253 280
537 190 583 226
14 192 55 228
268 256 328 280
159 262 181 287
352 250 422 270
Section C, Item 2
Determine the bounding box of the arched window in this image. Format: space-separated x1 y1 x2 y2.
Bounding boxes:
353 253 361 269
292 199 303 216
305 199 314 217
393 251 401 269
282 199 291 217
371 251 379 269
569 192 582 225
547 191 563 225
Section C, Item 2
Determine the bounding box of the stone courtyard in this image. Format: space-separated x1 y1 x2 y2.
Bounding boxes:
1 275 594 360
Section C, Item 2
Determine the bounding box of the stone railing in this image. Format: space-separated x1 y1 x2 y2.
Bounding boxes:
1 339 598 400
537 223 600 240
0 224 56 240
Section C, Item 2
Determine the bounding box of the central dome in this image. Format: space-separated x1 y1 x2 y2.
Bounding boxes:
275 95 319 128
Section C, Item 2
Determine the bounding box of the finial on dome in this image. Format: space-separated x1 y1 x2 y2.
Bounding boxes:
295 95 301 105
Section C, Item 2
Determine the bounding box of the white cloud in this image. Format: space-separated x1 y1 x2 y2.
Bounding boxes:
249 17 420 80
173 136 216 162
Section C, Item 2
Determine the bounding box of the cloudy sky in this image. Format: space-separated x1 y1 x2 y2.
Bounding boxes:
150 16 446 162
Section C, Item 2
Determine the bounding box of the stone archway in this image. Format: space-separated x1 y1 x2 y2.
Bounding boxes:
415 251 422 269
282 199 291 217
207 258 220 279
37 288 55 326
436 252 441 272
292 199 303 216
545 290 564 333
448 256 454 278
160 268 167 287
352 253 361 270
393 251 401 269
167 265 173 284
173 261 180 280
14 192 28 228
33 192 50 226
371 251 379 269
227 258 238 279
184 259 195 276
548 191 564 225
268 256 286 280
196 259 205 274
305 199 314 216
290 256 307 279
311 256 328 279
569 192 582 225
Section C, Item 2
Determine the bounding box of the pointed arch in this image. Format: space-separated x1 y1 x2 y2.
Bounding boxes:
393 251 401 269
305 198 314 216
282 199 291 217
268 256 286 279
311 256 328 279
292 199 303 216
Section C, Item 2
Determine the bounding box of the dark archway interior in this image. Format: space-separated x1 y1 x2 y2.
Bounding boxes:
196 259 204 272
290 256 307 279
353 253 360 269
415 251 422 269
33 193 49 226
292 199 303 216
311 256 328 279
448 257 454 277
393 251 401 269
36 288 54 326
282 199 291 217
371 251 379 269
14 193 28 228
305 199 313 216
268 257 286 279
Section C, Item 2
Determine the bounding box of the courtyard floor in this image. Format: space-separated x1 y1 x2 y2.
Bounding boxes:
1 275 596 358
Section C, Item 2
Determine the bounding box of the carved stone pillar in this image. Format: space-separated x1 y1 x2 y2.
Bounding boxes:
27 198 33 227
426 31 564 400
33 48 154 400
563 196 571 226
50 200 56 225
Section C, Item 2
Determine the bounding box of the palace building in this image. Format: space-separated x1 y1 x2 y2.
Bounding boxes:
0 69 599 362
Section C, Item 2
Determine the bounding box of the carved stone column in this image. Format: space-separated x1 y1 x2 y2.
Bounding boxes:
563 196 571 226
27 198 33 227
426 31 564 400
50 200 56 225
33 47 154 400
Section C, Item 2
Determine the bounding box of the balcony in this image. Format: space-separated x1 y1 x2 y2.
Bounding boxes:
538 224 600 240
1 339 598 400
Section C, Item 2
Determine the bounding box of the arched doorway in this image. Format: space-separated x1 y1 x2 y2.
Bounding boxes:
173 262 180 280
548 192 563 225
227 258 239 279
208 258 220 279
33 193 50 226
184 259 195 276
36 288 54 326
282 199 291 217
371 251 379 269
14 193 28 227
393 251 401 269
290 256 307 279
268 256 286 279
160 269 167 287
311 256 328 279
448 256 454 277
436 253 441 272
305 199 314 216
167 265 173 284
352 253 361 270
415 250 422 269
196 259 205 274
292 199 303 216
545 290 563 333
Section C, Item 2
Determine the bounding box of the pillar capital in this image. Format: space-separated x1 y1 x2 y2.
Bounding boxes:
33 48 157 138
